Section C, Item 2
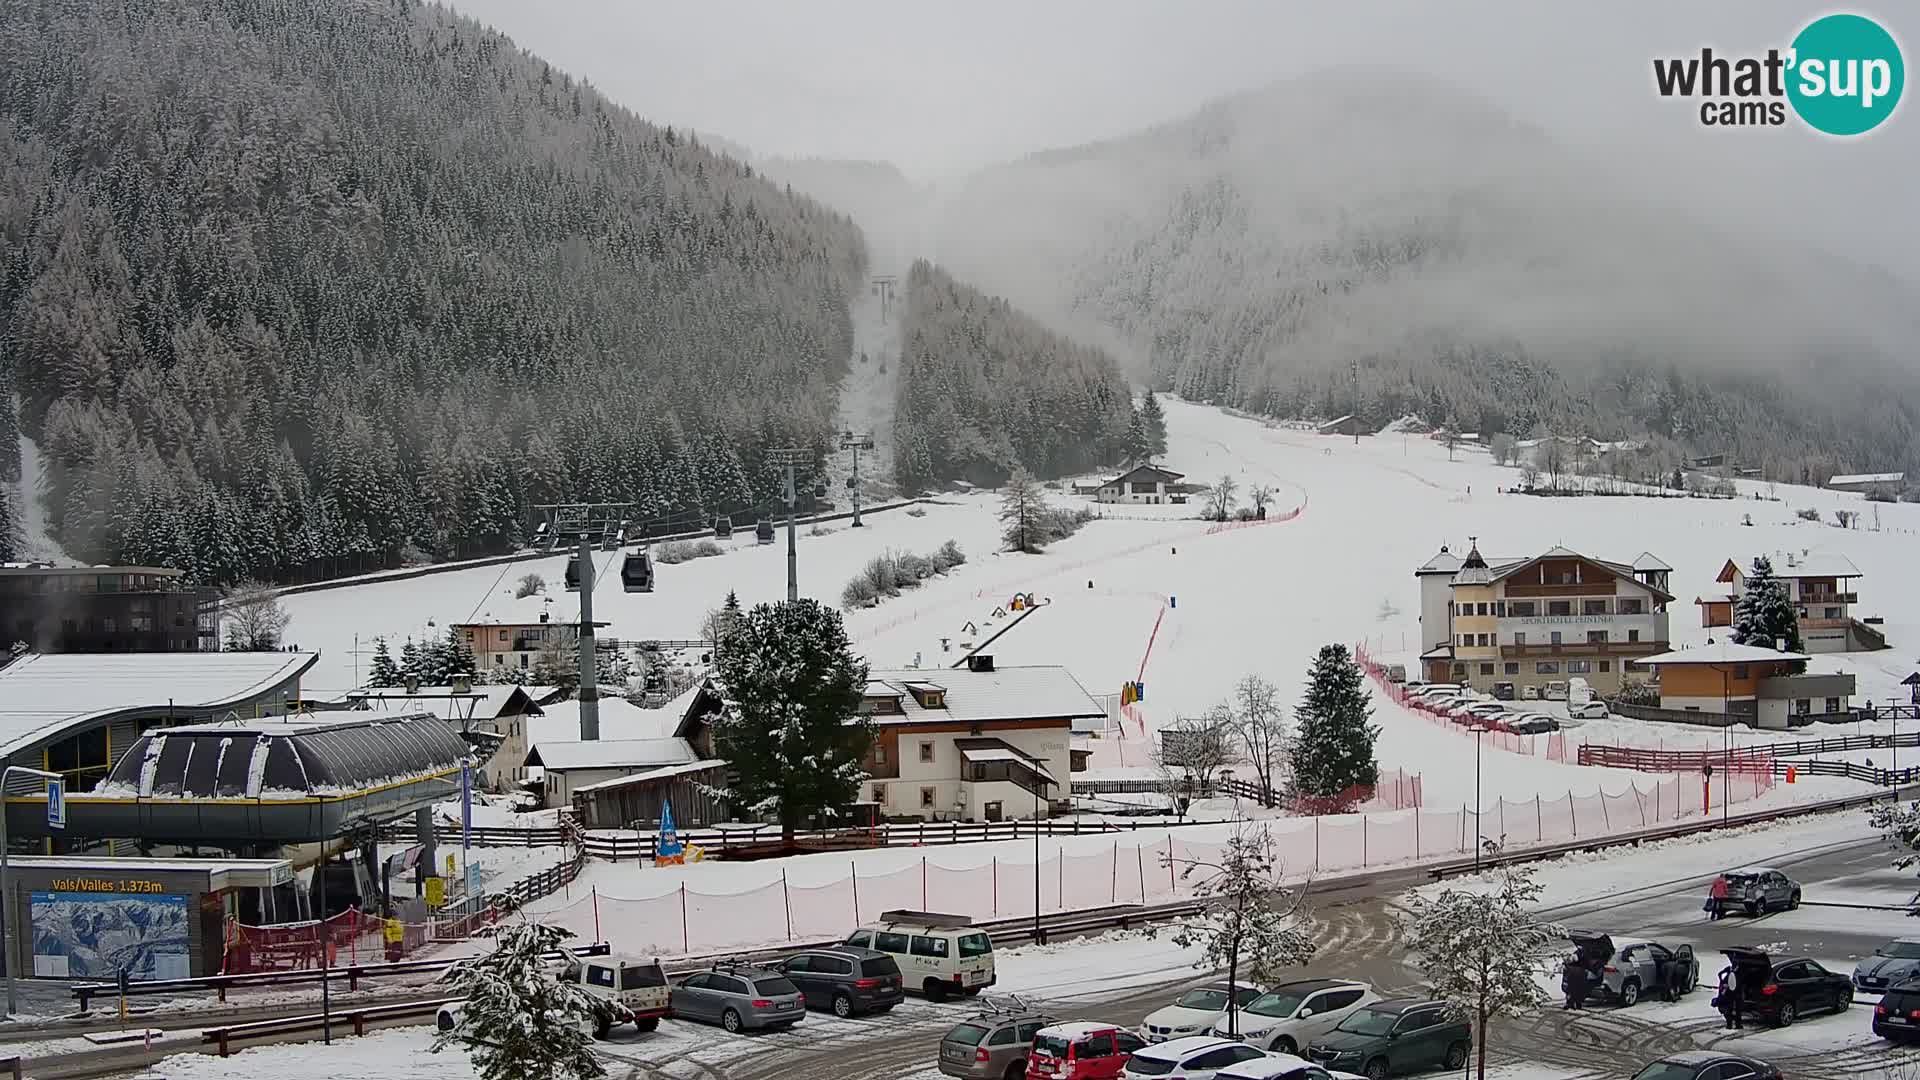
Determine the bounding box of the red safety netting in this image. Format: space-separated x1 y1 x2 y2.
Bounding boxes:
223 906 431 973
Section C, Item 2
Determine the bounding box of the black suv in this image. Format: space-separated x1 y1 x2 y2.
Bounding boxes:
773 946 905 1017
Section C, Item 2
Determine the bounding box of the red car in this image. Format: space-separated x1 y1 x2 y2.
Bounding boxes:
1025 1021 1146 1080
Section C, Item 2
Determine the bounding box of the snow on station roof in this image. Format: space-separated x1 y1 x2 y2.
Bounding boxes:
0 651 318 759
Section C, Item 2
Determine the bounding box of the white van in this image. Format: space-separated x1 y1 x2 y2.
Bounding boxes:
845 910 995 1000
1543 681 1569 701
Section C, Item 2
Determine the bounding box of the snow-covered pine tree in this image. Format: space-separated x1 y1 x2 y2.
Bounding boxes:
431 919 605 1080
1730 555 1803 654
445 627 478 681
1290 644 1380 807
999 468 1049 554
399 638 422 684
1397 867 1564 1080
1149 823 1315 1038
1140 390 1169 457
0 482 15 563
368 638 401 687
1122 407 1153 466
710 598 871 841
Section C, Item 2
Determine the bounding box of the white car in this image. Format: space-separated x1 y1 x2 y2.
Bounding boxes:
1569 700 1609 719
1143 982 1267 1042
1122 1035 1267 1079
1216 1053 1368 1080
1210 980 1377 1055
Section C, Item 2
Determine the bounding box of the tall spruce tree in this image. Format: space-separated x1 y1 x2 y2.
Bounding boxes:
432 920 604 1080
445 627 479 682
1122 407 1153 466
999 468 1048 554
1291 644 1380 804
368 638 401 687
1139 390 1169 457
710 599 871 841
399 638 422 685
1730 555 1803 654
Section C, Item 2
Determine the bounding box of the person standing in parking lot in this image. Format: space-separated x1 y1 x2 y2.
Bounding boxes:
1561 954 1590 1010
1716 965 1743 1029
1707 875 1730 920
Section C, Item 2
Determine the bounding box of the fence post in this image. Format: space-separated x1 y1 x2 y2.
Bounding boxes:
1568 791 1577 837
992 857 998 915
1137 844 1147 902
1535 795 1543 839
678 885 691 954
1415 807 1421 858
1315 817 1322 871
1111 841 1119 902
922 857 929 909
592 887 601 943
850 861 861 925
782 871 793 940
1362 816 1368 867
1056 845 1064 911
1599 789 1611 832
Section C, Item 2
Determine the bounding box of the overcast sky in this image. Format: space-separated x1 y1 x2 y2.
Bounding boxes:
448 1 1917 275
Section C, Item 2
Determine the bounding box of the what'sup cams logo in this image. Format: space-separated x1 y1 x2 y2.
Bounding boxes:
1654 12 1904 135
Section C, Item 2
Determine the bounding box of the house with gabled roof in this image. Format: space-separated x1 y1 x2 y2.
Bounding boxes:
675 655 1104 823
1094 464 1187 505
1695 551 1885 653
1414 539 1673 695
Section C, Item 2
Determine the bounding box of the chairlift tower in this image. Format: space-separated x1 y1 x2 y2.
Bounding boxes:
531 502 639 741
839 430 876 527
768 448 822 603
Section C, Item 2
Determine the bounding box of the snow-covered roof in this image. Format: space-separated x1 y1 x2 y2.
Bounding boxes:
525 697 683 758
1134 1035 1238 1059
348 685 544 721
1724 553 1863 580
571 758 728 795
954 739 1056 780
1215 1055 1322 1080
1828 472 1904 485
1101 464 1185 485
1630 552 1673 572
1038 1020 1129 1040
526 736 699 771
1636 643 1811 666
0 651 318 759
862 666 1105 726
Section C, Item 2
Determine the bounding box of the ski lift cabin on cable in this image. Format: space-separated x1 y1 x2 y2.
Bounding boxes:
713 516 733 539
621 549 655 593
564 555 583 591
756 518 775 544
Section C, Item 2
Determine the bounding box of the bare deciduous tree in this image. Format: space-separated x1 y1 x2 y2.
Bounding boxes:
514 573 546 599
1248 484 1275 517
1205 474 1239 521
222 582 290 651
1228 675 1290 807
1154 712 1235 815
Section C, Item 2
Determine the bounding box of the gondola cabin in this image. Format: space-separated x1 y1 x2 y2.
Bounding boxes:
564 555 583 591
621 550 655 593
713 515 733 539
755 518 775 545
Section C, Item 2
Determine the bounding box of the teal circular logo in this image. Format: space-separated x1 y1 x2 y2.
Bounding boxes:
1787 14 1904 135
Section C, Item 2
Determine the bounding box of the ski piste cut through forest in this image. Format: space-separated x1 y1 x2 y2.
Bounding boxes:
0 0 1134 583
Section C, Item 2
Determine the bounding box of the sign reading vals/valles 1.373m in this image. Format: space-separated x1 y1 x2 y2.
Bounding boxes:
47 877 169 894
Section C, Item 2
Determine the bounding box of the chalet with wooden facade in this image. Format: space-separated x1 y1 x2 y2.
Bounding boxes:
1635 642 1854 729
1095 465 1186 505
1696 553 1886 653
1415 541 1673 696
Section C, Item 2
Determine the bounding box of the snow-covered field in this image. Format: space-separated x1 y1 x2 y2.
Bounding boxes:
284 396 1918 813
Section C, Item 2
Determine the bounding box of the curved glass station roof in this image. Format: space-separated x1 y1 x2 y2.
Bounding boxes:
101 713 468 800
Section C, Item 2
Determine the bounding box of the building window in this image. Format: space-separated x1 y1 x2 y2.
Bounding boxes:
1513 632 1527 646
1537 662 1560 674
1476 603 1489 616
1627 629 1640 643
1480 663 1494 675
875 744 888 765
1509 601 1537 617
1599 661 1611 672
1494 602 1506 617
920 786 937 808
1566 660 1592 674
518 654 529 668
498 630 510 642
1587 630 1607 644
1825 697 1841 714
1583 600 1608 616
1794 699 1811 716
1549 601 1572 616
1130 480 1157 493
1824 607 1840 619
919 741 935 763
1733 665 1749 679
872 783 887 801
1550 631 1563 645
1476 633 1490 647
1504 663 1520 675
464 629 475 642
1617 598 1644 615
1459 634 1469 647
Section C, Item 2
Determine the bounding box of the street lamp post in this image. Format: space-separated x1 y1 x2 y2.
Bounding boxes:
1 765 63 1018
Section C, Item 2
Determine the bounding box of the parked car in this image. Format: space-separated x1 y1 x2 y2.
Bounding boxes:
1026 1021 1146 1080
1719 868 1801 914
1119 1035 1266 1079
1211 979 1377 1054
1304 999 1470 1080
1491 682 1516 701
438 953 672 1038
1719 948 1853 1027
774 946 904 1017
846 910 996 1000
1628 1050 1782 1080
939 1002 1059 1079
1872 979 1920 1043
1543 681 1569 701
1143 982 1266 1042
1569 700 1610 720
1508 714 1561 734
1216 1054 1367 1080
1853 937 1920 994
670 964 807 1033
1569 932 1697 1006
1384 664 1407 684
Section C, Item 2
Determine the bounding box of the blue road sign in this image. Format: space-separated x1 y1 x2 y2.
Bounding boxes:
46 778 65 830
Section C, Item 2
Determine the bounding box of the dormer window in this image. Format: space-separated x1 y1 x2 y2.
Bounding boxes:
905 682 947 709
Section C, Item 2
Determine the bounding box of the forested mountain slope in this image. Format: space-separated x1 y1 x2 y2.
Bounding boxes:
0 0 873 582
893 261 1132 489
932 70 1920 482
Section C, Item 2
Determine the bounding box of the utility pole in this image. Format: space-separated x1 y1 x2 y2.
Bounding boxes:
840 431 875 527
769 449 814 602
575 534 599 740
1351 360 1360 446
